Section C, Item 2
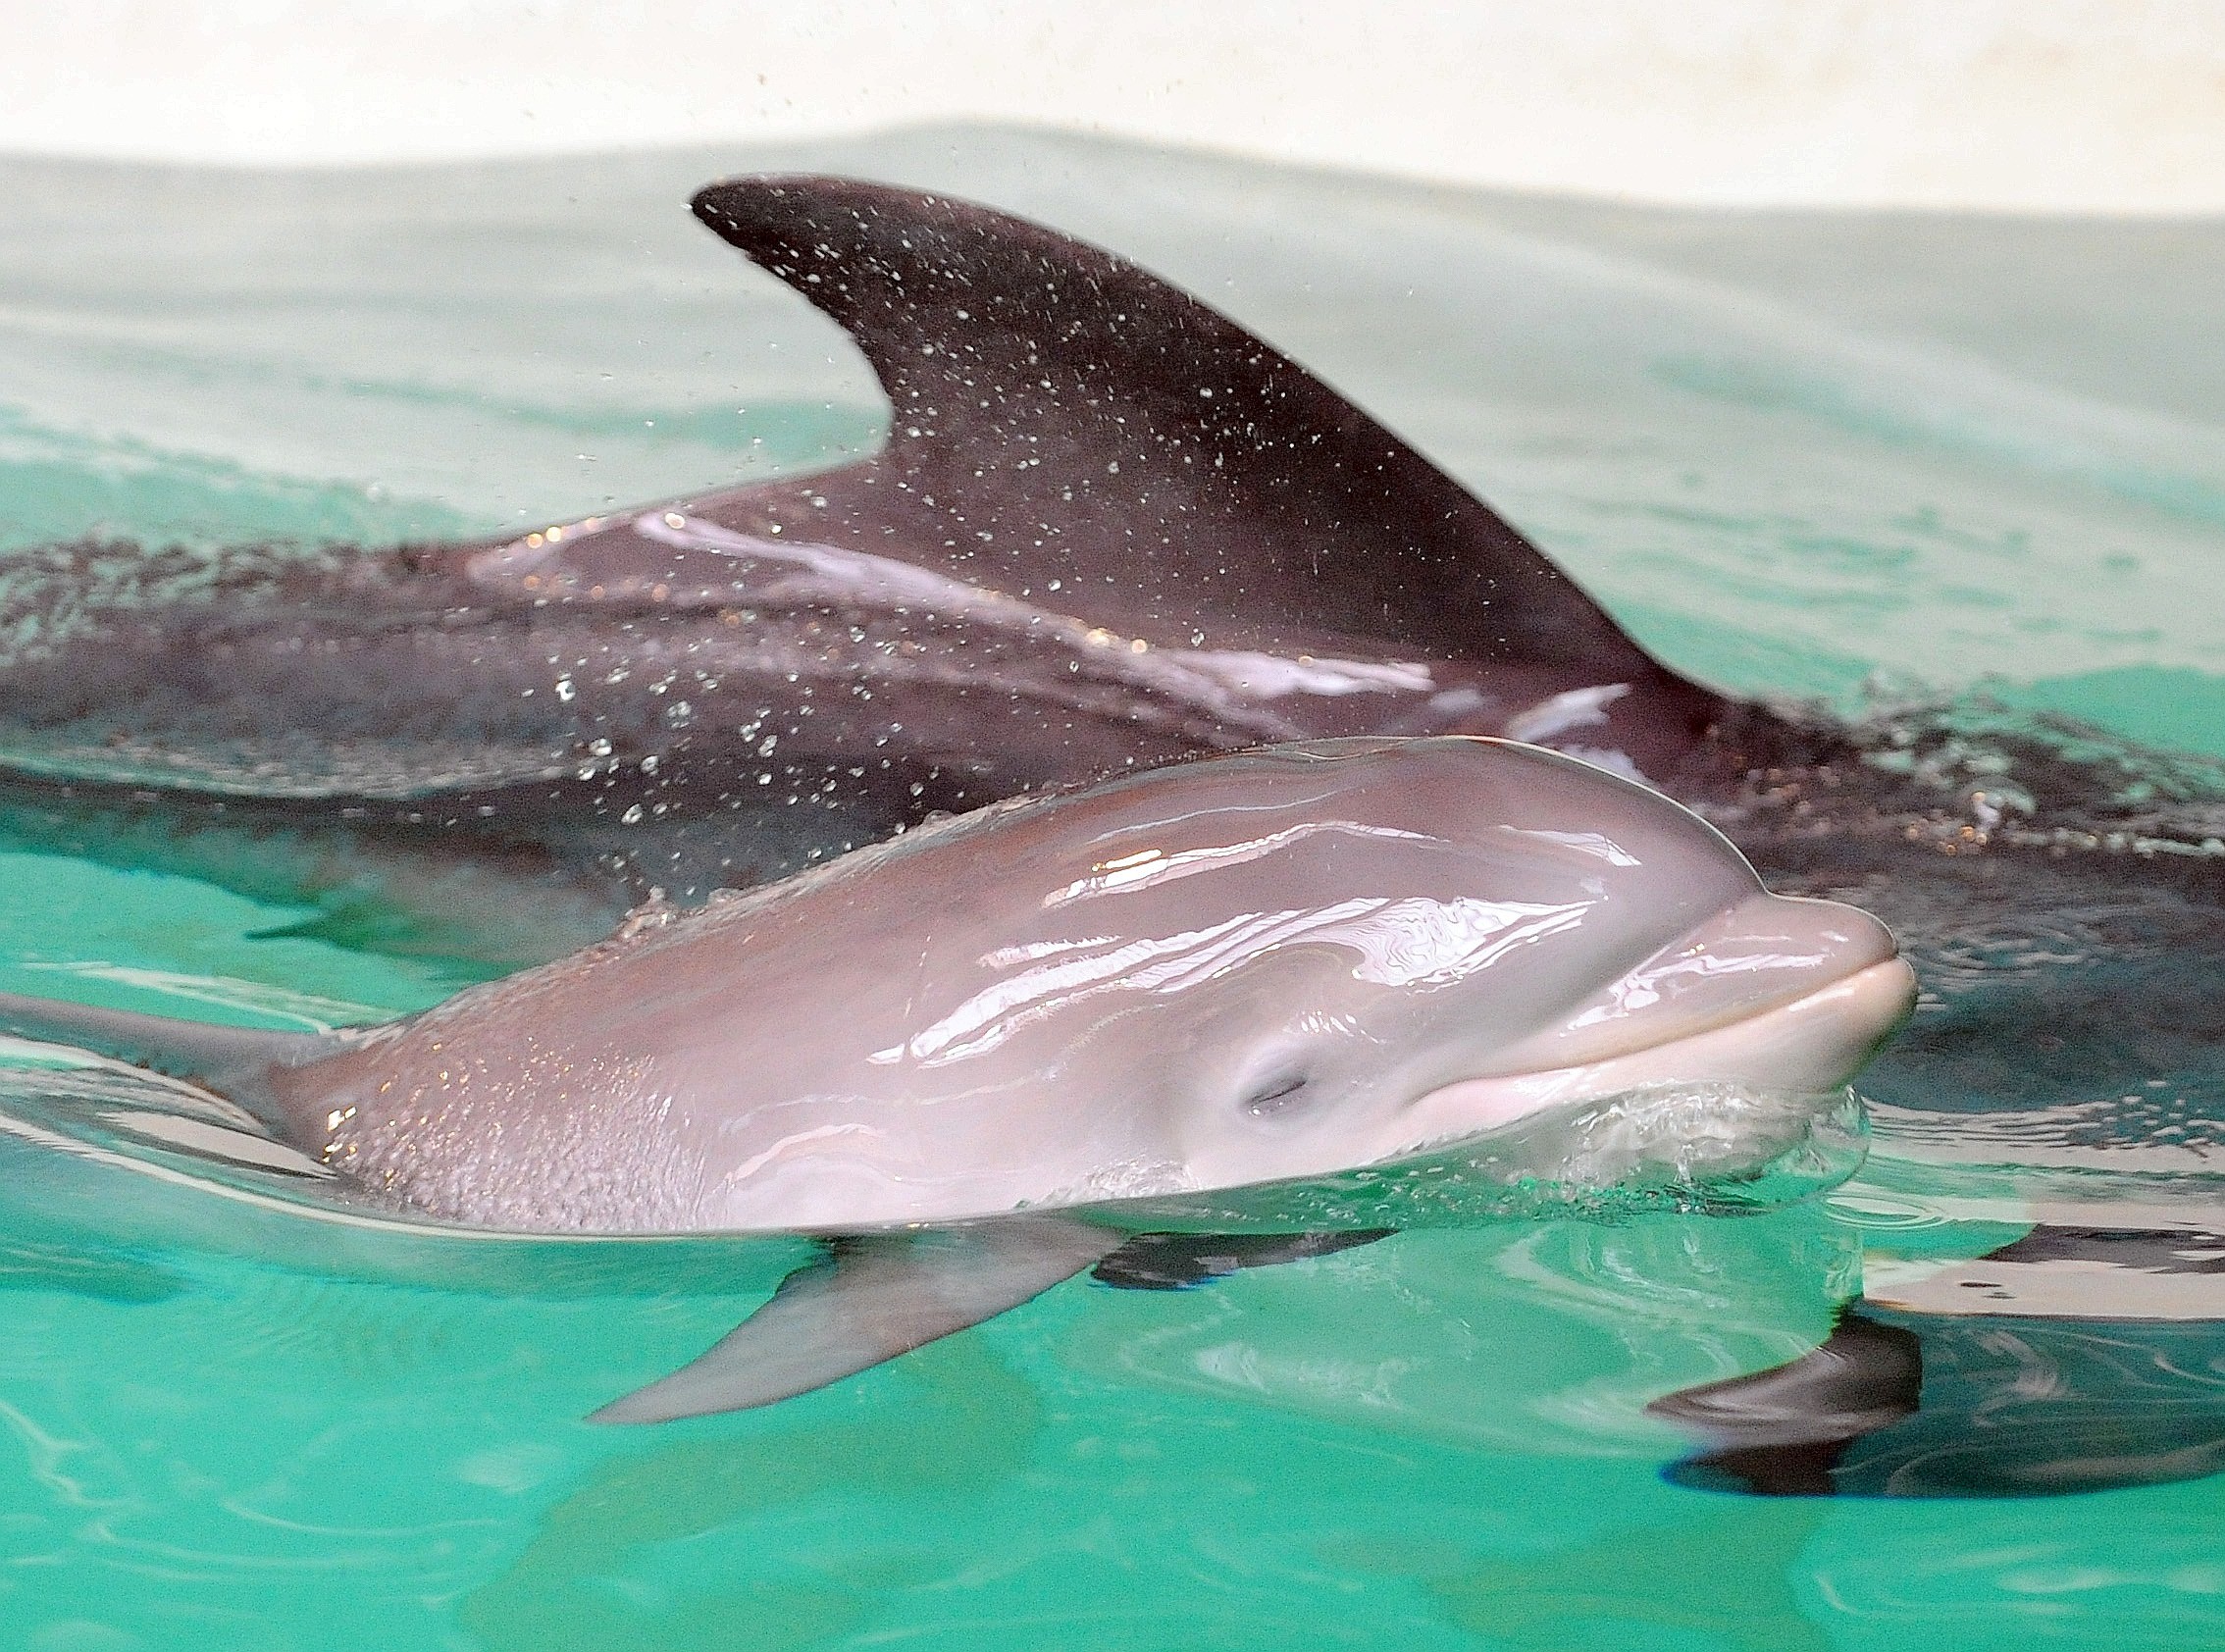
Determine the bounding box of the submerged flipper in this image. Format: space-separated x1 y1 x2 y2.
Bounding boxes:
1648 1311 1923 1496
591 1216 1123 1424
1649 1310 1924 1450
1657 1230 2225 1498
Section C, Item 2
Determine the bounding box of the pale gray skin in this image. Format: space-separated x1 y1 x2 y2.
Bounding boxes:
0 176 2210 1149
279 736 1906 1235
0 736 1912 1419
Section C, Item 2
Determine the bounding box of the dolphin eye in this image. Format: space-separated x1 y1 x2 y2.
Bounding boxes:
1242 1072 1312 1118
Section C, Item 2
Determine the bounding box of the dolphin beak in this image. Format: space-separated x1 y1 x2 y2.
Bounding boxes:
1578 891 1907 1060
1629 955 1919 1095
1401 894 1917 1146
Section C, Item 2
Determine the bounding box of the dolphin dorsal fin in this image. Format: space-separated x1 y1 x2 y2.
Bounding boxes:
690 175 1669 684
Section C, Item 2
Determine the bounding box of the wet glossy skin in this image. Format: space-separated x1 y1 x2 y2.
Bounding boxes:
0 171 2202 1445
0 180 2211 1162
270 738 1912 1233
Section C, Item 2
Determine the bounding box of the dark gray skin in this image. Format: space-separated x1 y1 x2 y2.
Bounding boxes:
1 177 2219 1458
0 178 1711 799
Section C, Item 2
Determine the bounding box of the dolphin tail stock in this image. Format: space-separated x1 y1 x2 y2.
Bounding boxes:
1646 1310 1924 1496
686 175 1722 774
590 1216 1124 1424
0 989 332 1123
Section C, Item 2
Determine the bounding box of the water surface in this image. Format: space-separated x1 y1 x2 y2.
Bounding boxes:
0 127 2220 1650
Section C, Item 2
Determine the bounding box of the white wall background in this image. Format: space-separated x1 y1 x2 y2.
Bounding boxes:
5 0 2223 212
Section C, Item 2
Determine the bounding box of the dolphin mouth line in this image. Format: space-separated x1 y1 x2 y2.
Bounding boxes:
1396 958 1920 1156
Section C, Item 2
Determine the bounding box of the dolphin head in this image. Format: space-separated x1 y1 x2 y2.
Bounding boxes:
924 737 1915 1197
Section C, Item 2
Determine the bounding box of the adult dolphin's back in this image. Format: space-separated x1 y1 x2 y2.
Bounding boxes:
0 177 1714 822
676 177 1701 739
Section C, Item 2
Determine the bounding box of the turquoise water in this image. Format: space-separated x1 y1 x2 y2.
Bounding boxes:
0 128 2221 1649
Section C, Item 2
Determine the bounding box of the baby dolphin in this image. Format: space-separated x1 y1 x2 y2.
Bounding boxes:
0 737 1914 1420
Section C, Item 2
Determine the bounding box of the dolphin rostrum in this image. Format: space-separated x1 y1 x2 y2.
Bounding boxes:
0 736 1914 1420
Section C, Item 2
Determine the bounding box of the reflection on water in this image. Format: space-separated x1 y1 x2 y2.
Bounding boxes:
0 1059 2220 1644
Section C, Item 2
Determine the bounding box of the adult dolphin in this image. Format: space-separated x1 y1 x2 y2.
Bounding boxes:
0 737 1916 1420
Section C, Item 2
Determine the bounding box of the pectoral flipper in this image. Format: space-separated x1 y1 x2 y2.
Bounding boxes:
591 1216 1123 1423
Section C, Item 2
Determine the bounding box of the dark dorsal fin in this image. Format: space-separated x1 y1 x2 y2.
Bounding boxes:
690 176 1668 680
